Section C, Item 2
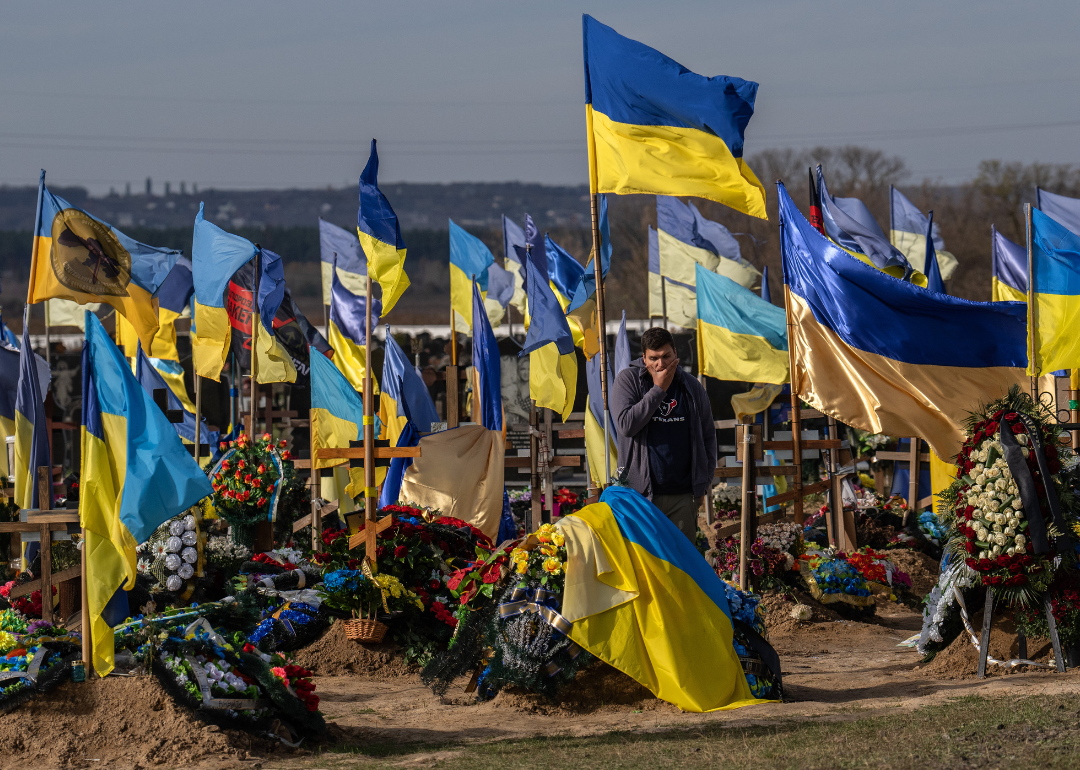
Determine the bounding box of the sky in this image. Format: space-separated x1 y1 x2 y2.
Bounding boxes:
1 0 1078 194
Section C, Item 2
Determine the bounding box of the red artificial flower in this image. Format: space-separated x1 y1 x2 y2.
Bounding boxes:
219 441 228 451
481 563 501 584
258 497 267 506
243 643 256 653
257 464 266 474
238 460 245 469
282 450 293 460
376 545 387 559
393 545 408 558
977 558 992 571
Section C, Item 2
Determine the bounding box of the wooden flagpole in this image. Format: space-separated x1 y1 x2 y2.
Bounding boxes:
1025 203 1038 401
586 168 612 485
781 235 805 524
249 249 261 436
363 272 377 566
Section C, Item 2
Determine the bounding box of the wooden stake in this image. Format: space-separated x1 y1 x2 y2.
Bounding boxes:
543 407 553 523
36 467 52 624
587 192 612 484
193 376 202 468
364 273 377 567
738 422 756 591
249 249 261 437
906 437 919 526
827 416 843 547
782 287 805 524
529 401 540 532
1025 202 1038 399
310 407 321 552
80 524 90 674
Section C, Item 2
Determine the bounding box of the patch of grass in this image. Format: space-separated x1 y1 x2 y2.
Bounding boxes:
293 693 1080 769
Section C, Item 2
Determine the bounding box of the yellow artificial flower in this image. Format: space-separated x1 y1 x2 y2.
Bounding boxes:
552 531 565 547
0 631 15 654
542 557 562 575
516 560 528 574
511 548 528 563
540 544 557 557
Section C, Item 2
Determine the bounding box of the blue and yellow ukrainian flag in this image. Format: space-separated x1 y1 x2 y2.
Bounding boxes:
544 234 589 351
80 311 213 676
519 249 578 421
657 196 759 289
449 219 494 331
0 345 19 479
252 248 297 383
191 203 258 381
696 264 788 384
923 212 946 294
582 15 766 219
28 171 182 350
14 321 51 510
357 140 410 314
584 347 618 486
1037 187 1080 235
890 186 958 278
319 218 367 305
557 486 767 712
1028 208 1080 376
779 181 1027 459
134 345 218 453
991 226 1028 302
117 255 194 365
566 194 612 360
309 348 384 502
327 264 381 394
472 281 503 433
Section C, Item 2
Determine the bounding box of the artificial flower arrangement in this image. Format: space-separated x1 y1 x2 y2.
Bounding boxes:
0 613 81 709
937 386 1080 608
136 508 204 598
209 433 290 548
317 568 423 618
0 581 56 619
712 483 741 520
724 583 782 700
422 519 592 702
312 506 495 662
708 522 802 590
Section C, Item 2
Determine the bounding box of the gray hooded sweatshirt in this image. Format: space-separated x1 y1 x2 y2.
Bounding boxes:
610 358 716 499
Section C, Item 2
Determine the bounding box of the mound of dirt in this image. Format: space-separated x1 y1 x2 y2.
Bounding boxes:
490 661 666 715
885 548 940 597
0 676 286 770
759 588 842 635
292 620 419 678
922 615 1054 680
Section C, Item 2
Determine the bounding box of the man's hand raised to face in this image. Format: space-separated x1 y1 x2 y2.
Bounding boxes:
645 344 679 392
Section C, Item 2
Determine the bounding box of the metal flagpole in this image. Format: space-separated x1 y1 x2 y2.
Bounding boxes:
586 195 612 482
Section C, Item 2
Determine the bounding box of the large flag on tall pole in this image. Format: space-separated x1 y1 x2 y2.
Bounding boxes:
501 215 528 313
357 140 409 314
319 218 367 306
889 186 958 278
327 265 381 393
991 226 1027 302
252 247 297 383
28 171 182 350
449 219 495 332
80 311 213 676
778 181 1026 459
190 204 258 381
582 15 766 218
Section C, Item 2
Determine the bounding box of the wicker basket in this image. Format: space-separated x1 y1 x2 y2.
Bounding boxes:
342 615 389 643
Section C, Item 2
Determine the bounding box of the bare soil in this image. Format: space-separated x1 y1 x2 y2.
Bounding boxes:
8 549 1080 770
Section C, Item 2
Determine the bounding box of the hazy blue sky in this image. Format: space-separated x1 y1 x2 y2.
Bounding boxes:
1 1 1078 193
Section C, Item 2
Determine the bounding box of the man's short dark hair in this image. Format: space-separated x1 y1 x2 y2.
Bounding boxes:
641 327 675 354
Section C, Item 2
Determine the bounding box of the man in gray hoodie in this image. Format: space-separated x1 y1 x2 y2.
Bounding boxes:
610 327 715 539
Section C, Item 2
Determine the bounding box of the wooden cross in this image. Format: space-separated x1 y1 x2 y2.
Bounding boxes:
313 441 422 569
0 468 82 626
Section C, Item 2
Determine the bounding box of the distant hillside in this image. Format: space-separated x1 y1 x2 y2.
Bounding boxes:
0 181 591 232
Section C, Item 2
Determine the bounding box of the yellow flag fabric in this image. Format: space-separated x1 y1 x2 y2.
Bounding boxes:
326 321 379 396
529 343 578 422
557 487 768 711
929 450 958 513
584 396 617 486
566 296 601 360
191 302 232 381
0 416 13 479
399 425 504 539
46 298 100 329
254 320 297 384
731 383 784 424
116 306 186 362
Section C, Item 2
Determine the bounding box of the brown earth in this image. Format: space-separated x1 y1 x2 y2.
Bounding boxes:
8 549 1080 770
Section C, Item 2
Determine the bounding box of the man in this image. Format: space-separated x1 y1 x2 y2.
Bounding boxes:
610 327 715 539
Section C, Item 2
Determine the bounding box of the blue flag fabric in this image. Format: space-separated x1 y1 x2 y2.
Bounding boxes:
503 215 526 272
991 226 1027 299
382 332 441 433
14 322 51 509
1037 188 1080 235
520 250 576 357
257 248 287 335
517 214 547 293
472 281 503 431
449 219 495 285
567 193 612 313
192 204 258 307
924 213 945 294
486 261 516 308
545 234 585 303
817 167 912 278
379 420 420 509
331 266 382 345
135 345 219 449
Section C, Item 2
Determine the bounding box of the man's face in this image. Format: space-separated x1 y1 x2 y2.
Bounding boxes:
644 344 677 374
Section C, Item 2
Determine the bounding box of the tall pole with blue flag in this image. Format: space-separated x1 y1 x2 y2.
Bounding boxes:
1025 202 1038 402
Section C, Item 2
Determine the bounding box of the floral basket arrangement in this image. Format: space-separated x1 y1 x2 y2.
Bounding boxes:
317 567 422 644
422 521 593 701
708 521 802 590
937 386 1079 608
136 507 206 601
313 505 494 662
798 551 875 607
208 433 290 548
